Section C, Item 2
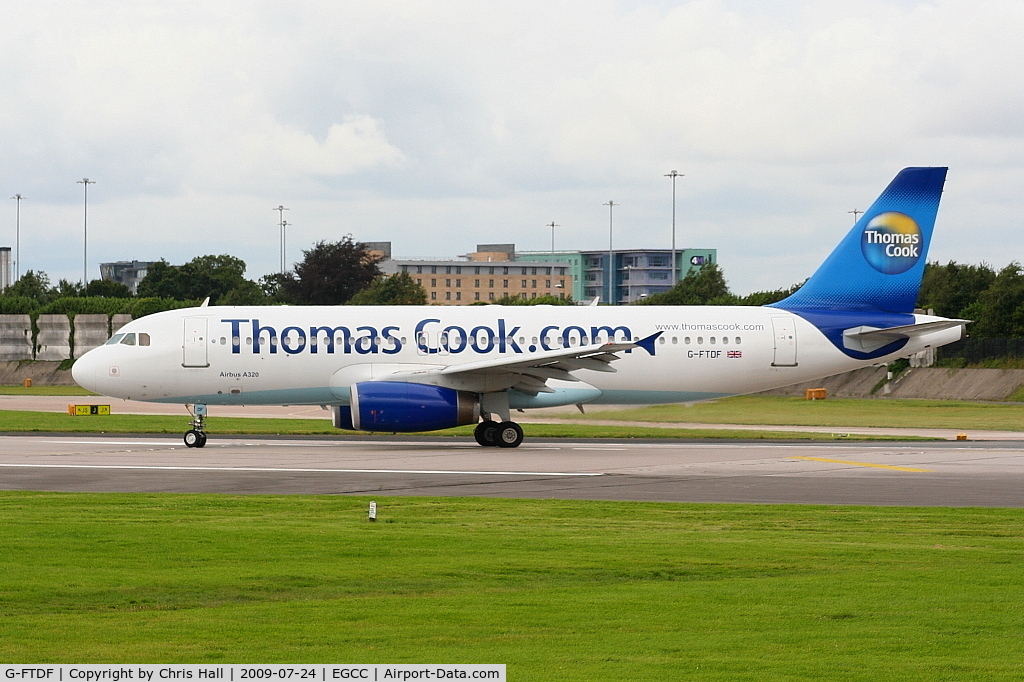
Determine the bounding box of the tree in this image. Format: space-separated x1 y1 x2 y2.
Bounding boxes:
348 272 428 305
54 279 85 298
636 263 734 305
137 255 259 304
734 282 804 306
280 237 382 305
3 270 54 303
258 272 291 303
217 279 268 305
969 262 1024 338
135 260 186 299
917 261 996 318
84 279 133 298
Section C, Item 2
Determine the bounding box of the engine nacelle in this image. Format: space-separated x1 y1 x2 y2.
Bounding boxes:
332 381 480 433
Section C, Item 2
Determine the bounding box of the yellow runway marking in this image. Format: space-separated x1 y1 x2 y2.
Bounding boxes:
793 456 932 472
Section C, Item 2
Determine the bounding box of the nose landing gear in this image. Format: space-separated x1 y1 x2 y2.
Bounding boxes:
184 404 208 448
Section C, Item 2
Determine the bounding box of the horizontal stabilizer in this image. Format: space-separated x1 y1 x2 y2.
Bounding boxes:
843 319 969 353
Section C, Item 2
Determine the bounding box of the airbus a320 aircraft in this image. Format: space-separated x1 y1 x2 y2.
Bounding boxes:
73 167 966 448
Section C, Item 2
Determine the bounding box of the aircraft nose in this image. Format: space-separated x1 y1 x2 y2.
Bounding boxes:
72 347 115 394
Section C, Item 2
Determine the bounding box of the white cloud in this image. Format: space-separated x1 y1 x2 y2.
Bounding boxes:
1 0 1023 293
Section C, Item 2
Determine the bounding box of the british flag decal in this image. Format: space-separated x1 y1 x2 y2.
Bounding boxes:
727 350 743 358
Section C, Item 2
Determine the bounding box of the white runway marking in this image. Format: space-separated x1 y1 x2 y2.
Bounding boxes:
0 463 603 477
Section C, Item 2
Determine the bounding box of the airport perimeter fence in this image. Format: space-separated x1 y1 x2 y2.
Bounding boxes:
937 337 1024 365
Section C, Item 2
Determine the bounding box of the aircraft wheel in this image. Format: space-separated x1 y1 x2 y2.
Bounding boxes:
495 421 524 448
184 429 207 448
474 420 500 447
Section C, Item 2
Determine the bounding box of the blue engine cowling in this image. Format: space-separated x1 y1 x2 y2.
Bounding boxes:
332 381 480 433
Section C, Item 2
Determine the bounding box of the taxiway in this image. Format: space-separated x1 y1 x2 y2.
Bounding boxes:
1 434 1022 506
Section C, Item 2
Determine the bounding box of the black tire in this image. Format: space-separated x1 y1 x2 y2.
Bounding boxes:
495 421 524 448
474 420 499 447
184 429 203 448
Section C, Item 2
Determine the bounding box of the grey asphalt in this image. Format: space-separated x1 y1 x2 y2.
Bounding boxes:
2 434 1022 506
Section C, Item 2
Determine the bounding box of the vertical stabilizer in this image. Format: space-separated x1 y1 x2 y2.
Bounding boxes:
771 167 947 314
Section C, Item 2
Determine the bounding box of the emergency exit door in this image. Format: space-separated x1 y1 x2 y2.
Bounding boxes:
770 316 798 367
183 317 210 367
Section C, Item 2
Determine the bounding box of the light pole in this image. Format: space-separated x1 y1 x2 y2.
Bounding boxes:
547 221 558 297
664 170 683 284
281 220 290 273
604 200 618 304
10 194 24 280
77 178 95 284
273 205 289 273
849 208 863 225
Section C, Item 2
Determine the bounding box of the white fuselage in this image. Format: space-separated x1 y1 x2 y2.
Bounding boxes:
72 304 961 408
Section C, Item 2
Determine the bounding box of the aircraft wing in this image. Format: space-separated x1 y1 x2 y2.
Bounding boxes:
386 332 662 395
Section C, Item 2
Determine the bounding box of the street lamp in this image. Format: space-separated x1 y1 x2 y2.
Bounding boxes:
664 170 683 284
77 178 95 284
281 220 290 273
547 221 558 297
273 205 289 273
10 194 24 280
604 200 618 304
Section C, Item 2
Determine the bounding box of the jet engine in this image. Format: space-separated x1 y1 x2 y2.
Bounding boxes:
332 381 479 433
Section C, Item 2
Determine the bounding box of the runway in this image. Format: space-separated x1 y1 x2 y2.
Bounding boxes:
2 433 1023 506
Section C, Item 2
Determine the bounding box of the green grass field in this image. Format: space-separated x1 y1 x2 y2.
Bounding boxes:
0 409 929 441
570 395 1024 432
2 493 1023 679
3 392 1024 675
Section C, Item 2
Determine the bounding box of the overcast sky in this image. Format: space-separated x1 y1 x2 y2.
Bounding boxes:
1 0 1021 295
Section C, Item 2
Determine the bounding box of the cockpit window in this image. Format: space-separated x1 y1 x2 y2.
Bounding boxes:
105 332 151 346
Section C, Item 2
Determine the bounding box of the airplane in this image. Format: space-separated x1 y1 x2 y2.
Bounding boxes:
72 167 967 448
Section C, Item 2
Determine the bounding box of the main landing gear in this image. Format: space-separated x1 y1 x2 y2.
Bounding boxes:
474 392 523 448
473 419 524 448
184 404 208 448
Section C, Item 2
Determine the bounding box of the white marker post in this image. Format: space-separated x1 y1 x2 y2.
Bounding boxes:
368 501 377 522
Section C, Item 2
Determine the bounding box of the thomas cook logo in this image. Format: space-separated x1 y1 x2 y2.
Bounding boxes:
860 212 922 275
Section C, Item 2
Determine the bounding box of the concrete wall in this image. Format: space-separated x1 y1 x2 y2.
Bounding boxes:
112 313 132 333
757 366 1024 401
0 313 134 362
0 315 33 361
73 314 111 358
35 315 72 361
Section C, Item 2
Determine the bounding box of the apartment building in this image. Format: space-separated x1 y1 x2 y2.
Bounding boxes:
379 243 573 304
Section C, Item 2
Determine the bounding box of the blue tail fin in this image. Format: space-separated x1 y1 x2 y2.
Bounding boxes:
771 167 947 314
